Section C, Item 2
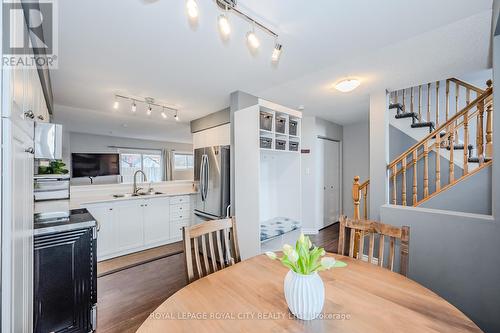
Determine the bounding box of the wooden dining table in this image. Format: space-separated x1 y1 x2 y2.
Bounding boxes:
136 254 482 333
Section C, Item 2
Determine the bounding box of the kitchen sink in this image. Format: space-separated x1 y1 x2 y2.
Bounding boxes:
112 192 163 198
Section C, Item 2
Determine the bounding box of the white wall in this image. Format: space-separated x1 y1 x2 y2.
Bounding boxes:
66 131 193 184
342 121 370 217
301 116 343 233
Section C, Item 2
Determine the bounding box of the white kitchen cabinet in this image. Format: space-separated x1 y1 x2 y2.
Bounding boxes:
85 195 192 261
88 205 115 258
113 200 145 253
144 197 170 245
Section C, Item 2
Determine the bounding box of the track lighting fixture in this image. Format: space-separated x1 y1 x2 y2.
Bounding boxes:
271 43 282 63
114 94 179 120
218 14 231 37
186 0 199 19
185 0 282 63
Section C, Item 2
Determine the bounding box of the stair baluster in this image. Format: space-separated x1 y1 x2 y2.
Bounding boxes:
486 104 493 160
412 150 417 204
410 87 414 115
435 81 440 127
435 133 441 191
402 158 407 206
427 83 431 123
449 124 455 183
418 85 422 122
392 165 397 205
477 100 485 166
463 109 469 175
455 83 459 140
402 88 406 112
423 142 429 197
445 80 450 121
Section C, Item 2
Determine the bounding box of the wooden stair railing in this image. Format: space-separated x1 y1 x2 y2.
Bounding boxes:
352 176 369 220
388 80 493 207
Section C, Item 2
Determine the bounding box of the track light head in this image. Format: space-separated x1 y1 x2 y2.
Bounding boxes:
113 100 119 110
161 109 167 119
186 0 199 19
218 14 231 38
246 30 260 50
147 105 153 116
131 101 137 112
174 112 180 121
271 43 282 63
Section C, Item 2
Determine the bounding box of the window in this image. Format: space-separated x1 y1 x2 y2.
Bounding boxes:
174 152 194 170
120 150 163 183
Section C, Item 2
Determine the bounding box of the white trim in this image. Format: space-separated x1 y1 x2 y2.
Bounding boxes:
258 98 302 118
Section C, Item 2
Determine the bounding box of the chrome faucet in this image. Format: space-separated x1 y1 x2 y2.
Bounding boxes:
133 170 147 194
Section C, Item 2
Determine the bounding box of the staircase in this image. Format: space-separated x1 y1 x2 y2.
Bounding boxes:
353 77 493 212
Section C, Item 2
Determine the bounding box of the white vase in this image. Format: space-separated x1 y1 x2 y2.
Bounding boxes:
284 270 325 320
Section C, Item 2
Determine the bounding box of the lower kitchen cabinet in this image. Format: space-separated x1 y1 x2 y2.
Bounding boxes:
85 195 191 261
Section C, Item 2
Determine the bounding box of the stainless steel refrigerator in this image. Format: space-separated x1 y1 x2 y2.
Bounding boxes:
194 145 230 220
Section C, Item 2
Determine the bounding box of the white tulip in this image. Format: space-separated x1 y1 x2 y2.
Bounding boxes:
283 244 293 255
321 257 336 269
288 249 299 263
265 251 277 260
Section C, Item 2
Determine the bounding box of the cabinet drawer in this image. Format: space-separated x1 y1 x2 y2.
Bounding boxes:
170 195 190 205
170 220 189 239
170 210 190 221
170 203 190 214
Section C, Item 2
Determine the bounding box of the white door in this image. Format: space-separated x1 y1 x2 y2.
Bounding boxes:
144 197 170 244
319 138 341 228
114 201 145 252
87 205 115 260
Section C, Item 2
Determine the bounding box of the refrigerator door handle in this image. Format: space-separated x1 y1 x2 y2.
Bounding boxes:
204 154 210 200
200 155 206 201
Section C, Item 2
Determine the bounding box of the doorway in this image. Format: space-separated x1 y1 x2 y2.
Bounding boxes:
318 137 341 228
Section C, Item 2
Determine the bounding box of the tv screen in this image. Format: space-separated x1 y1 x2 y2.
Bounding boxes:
72 153 120 177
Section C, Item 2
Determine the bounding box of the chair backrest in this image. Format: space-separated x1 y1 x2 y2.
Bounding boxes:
183 217 241 283
338 216 410 276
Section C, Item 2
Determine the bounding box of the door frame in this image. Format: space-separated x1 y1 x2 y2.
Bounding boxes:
317 135 343 229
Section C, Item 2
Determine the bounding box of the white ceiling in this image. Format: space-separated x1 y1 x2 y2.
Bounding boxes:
52 0 493 142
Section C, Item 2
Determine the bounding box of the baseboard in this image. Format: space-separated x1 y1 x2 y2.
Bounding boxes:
302 228 319 235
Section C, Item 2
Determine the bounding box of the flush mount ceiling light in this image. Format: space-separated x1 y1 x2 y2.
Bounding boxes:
186 0 199 19
335 79 361 93
114 94 180 120
185 0 283 63
218 14 231 37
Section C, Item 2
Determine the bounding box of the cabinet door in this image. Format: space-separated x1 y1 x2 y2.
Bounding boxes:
170 220 189 240
86 205 115 260
113 201 144 252
3 120 34 333
144 197 170 245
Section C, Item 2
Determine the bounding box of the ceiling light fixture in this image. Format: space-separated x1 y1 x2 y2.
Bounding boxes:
271 43 282 63
161 107 167 119
114 94 179 120
146 105 153 116
174 112 180 122
246 30 260 50
186 0 199 19
335 79 361 93
113 99 119 110
218 14 231 37
131 100 137 112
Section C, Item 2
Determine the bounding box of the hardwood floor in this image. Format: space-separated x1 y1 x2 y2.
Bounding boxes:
96 222 339 333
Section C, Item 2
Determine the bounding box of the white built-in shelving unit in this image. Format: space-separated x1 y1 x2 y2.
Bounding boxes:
234 98 302 259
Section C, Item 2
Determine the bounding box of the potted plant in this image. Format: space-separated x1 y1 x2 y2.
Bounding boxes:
266 233 346 320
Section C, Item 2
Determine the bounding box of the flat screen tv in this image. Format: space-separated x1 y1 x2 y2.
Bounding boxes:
72 153 120 177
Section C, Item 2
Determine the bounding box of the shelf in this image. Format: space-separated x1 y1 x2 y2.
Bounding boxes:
260 148 300 154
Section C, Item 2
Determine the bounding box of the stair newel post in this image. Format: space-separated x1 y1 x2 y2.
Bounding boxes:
435 81 440 127
427 83 431 122
486 103 493 160
352 176 360 220
477 100 485 166
423 142 429 198
485 79 493 160
463 109 469 175
418 85 422 122
412 150 417 205
392 165 397 205
435 133 441 191
363 185 368 220
449 125 455 183
445 80 450 121
402 157 407 206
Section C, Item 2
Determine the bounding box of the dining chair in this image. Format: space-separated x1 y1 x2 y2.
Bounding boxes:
182 217 241 283
338 216 410 276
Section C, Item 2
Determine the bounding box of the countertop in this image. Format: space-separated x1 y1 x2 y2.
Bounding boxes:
34 208 97 236
34 188 198 214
